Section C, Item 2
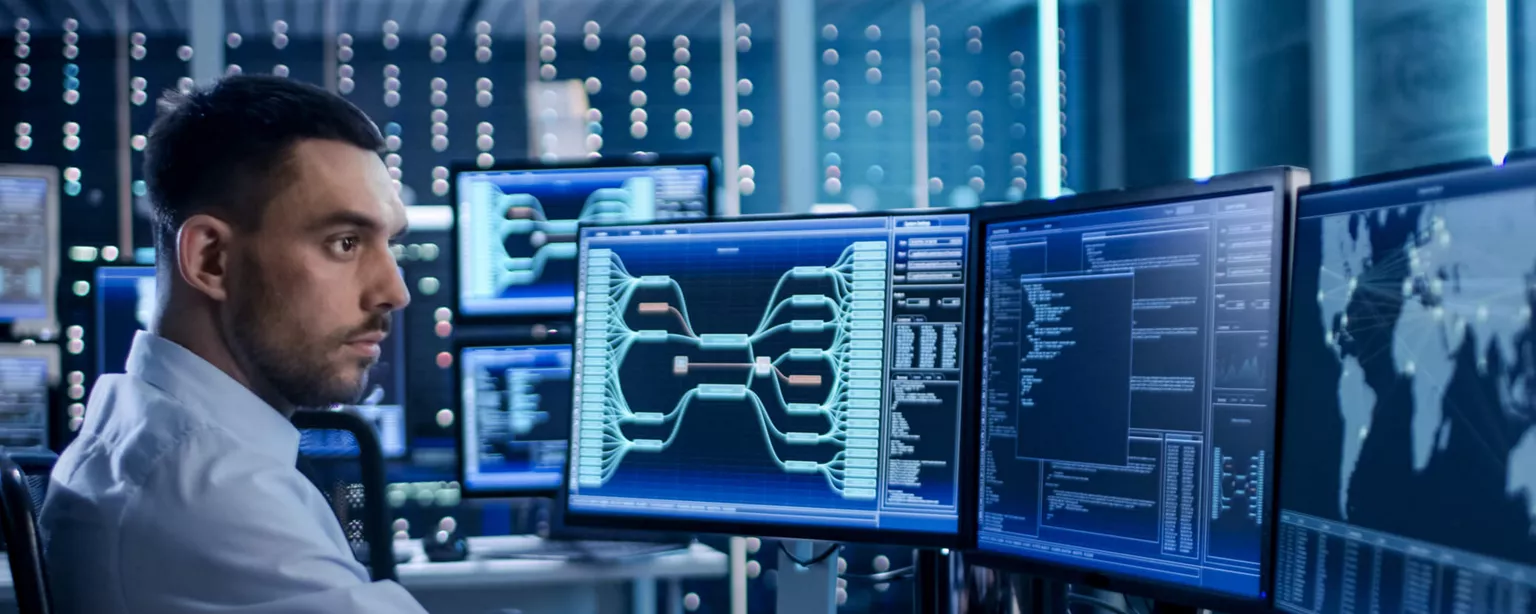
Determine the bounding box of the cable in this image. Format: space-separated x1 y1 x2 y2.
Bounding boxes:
1066 593 1130 614
776 542 841 568
839 566 917 584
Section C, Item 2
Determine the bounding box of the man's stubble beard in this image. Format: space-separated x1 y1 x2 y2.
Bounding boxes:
225 255 376 409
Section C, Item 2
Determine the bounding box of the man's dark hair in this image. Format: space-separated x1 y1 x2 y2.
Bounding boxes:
144 75 384 256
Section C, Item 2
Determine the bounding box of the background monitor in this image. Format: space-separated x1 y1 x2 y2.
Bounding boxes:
0 165 59 335
457 343 573 497
969 168 1306 608
93 266 407 458
0 342 58 451
561 211 975 545
1273 159 1536 613
453 155 715 318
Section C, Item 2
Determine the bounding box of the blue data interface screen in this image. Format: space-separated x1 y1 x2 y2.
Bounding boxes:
977 190 1280 597
0 353 49 450
1275 165 1536 614
0 175 50 322
456 164 710 317
461 344 573 494
567 214 970 534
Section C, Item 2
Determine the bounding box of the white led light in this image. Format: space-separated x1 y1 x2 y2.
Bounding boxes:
674 79 691 95
823 49 839 65
1040 0 1061 197
585 77 601 94
865 25 881 41
737 79 753 96
629 47 646 63
1189 0 1213 179
540 64 556 80
1488 0 1510 163
738 109 754 126
822 24 837 40
630 90 647 107
630 65 646 82
866 50 881 66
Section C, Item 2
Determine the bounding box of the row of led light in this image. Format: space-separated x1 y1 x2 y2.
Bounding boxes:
735 23 757 197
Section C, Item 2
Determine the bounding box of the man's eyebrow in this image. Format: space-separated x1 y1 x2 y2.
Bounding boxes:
310 211 383 233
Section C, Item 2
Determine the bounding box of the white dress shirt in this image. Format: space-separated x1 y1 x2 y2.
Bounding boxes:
41 331 427 614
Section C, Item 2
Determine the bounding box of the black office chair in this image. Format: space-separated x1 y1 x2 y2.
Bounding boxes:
292 409 396 582
0 449 57 614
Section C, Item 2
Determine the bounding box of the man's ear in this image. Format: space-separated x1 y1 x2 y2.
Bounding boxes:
176 213 235 303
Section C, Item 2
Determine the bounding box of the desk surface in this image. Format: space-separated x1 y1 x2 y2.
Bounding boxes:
0 536 727 598
397 536 728 590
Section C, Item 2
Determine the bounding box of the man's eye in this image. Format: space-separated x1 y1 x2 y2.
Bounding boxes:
331 236 360 254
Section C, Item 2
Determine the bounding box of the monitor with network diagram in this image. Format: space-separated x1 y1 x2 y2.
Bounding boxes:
1273 159 1536 613
969 168 1306 608
561 211 975 544
454 156 714 318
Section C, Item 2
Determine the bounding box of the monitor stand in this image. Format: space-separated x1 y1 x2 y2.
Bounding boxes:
775 540 838 614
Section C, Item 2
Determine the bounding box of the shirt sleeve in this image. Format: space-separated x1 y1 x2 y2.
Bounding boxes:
117 426 428 614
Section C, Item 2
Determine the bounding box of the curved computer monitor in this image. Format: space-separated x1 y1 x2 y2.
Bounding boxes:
451 154 717 320
966 168 1308 611
560 209 978 547
1272 158 1536 613
455 341 574 498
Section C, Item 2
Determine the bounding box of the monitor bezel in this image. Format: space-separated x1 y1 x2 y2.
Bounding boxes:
448 153 720 322
963 167 1308 613
0 164 61 338
453 338 576 499
1270 154 1536 611
557 207 981 549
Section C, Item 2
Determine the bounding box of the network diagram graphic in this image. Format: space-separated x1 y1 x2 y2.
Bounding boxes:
574 240 890 501
467 177 656 291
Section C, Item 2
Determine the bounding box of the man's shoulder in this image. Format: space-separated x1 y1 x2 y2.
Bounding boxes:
55 374 228 491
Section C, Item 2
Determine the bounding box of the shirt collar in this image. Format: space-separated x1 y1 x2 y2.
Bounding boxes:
126 330 300 465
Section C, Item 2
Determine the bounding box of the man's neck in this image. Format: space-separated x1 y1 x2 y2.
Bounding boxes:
154 301 298 419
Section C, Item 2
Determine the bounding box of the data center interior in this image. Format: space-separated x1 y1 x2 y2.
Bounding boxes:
1 1 1535 613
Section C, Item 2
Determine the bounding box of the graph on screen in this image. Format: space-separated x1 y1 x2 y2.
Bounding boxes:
567 214 969 535
456 164 710 317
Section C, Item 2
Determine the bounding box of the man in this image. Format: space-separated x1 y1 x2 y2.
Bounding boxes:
41 76 427 613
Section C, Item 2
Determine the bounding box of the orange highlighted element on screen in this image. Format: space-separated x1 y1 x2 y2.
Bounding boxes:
638 302 671 314
786 374 823 387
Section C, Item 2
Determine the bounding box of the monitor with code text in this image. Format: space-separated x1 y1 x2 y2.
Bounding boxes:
969 168 1306 609
457 343 573 497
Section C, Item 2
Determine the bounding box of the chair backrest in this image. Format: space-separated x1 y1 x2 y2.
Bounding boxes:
291 409 395 582
0 449 54 614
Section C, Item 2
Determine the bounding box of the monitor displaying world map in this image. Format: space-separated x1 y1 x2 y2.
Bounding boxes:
1274 161 1536 613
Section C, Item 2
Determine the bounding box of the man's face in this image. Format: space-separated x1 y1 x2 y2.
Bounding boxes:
223 139 410 409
